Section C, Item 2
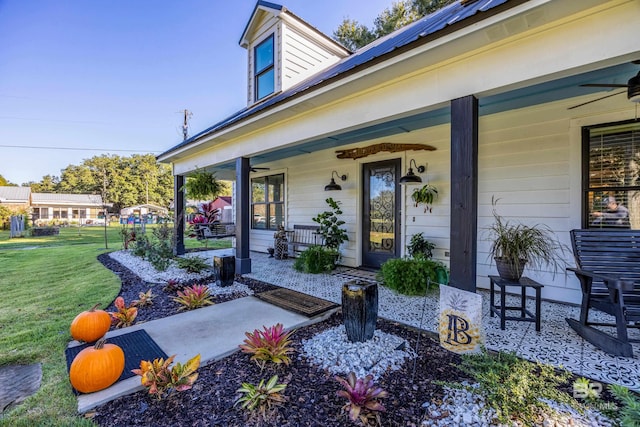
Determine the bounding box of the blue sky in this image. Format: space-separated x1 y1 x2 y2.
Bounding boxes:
0 0 393 185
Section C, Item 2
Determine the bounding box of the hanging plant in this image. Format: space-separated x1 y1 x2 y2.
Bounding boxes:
181 168 226 200
411 184 438 213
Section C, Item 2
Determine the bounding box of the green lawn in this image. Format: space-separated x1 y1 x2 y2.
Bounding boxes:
0 225 229 426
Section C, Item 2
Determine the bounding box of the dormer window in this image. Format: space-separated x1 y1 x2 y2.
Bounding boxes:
254 34 274 101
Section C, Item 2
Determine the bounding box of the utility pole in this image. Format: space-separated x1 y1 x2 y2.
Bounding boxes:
182 109 193 141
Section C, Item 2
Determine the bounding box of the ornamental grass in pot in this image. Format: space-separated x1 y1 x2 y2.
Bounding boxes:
487 201 566 280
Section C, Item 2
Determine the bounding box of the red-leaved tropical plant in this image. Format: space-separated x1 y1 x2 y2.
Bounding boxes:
163 278 182 293
173 284 213 311
239 323 295 371
132 354 200 399
109 296 138 328
191 214 207 224
200 201 220 224
335 372 388 426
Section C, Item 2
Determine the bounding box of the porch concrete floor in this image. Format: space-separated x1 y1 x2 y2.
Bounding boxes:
220 251 640 392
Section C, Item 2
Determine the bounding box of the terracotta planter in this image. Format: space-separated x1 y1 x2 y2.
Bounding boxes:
494 257 527 280
341 281 378 342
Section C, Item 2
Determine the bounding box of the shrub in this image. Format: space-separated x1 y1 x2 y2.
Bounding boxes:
335 372 388 426
458 351 576 425
173 284 213 311
406 232 435 259
130 234 151 258
132 354 200 400
132 289 154 307
163 278 183 293
312 197 349 250
239 323 294 371
293 245 339 274
130 225 175 271
175 256 210 273
235 375 287 422
609 384 640 426
109 296 138 328
378 257 448 295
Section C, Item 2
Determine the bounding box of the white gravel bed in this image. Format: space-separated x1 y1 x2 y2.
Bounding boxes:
300 325 416 379
109 250 213 283
421 382 615 427
208 282 253 297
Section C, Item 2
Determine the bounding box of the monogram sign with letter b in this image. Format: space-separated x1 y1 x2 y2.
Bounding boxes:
439 284 484 354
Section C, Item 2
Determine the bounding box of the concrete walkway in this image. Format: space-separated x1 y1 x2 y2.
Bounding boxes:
72 296 336 413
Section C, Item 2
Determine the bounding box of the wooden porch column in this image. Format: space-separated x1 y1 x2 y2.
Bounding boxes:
235 157 251 274
174 174 185 256
450 95 478 292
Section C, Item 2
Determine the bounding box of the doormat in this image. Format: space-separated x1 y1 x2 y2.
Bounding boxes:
333 268 380 284
255 288 339 317
65 329 167 394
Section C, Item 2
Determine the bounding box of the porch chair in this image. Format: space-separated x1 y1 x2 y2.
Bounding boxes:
566 229 640 357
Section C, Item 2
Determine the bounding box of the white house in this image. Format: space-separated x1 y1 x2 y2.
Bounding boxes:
158 0 640 304
31 192 106 225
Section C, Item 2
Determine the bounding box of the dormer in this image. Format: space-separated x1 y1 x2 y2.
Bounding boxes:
239 1 351 107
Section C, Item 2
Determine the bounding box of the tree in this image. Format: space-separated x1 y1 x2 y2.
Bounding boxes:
333 0 456 50
333 19 376 51
30 175 59 192
0 174 16 186
48 154 173 212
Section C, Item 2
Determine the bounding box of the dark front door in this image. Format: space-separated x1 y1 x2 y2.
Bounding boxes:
362 159 401 268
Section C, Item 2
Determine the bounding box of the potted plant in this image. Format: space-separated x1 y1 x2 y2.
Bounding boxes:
411 183 438 213
181 168 227 200
312 198 349 253
487 200 566 280
407 232 436 259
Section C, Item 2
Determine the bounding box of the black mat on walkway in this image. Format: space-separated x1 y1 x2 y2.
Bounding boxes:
255 288 339 317
65 329 167 392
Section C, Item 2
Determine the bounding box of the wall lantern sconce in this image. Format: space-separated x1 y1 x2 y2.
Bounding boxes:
399 159 425 184
324 171 347 191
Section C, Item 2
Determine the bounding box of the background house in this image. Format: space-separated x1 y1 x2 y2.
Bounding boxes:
159 0 640 304
0 186 31 210
31 193 106 225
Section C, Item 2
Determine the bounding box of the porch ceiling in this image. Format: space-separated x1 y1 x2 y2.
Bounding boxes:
210 61 638 175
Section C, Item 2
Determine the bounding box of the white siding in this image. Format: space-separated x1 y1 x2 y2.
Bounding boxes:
243 92 635 304
281 24 343 92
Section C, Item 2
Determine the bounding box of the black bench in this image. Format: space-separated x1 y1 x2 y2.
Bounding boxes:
567 229 640 357
194 223 235 240
286 224 324 255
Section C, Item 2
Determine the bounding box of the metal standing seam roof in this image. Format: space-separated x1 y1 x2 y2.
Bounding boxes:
31 193 104 206
160 0 510 159
0 186 31 202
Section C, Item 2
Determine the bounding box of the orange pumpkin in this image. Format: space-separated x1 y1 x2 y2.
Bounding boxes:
70 303 111 342
69 338 125 393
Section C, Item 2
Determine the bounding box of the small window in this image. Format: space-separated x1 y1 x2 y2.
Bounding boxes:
251 173 284 230
583 121 640 228
254 35 274 101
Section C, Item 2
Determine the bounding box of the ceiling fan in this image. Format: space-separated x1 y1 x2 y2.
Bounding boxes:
250 166 270 173
569 62 640 110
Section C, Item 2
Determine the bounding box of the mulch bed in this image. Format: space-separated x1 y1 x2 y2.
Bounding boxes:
92 253 468 426
90 252 624 426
